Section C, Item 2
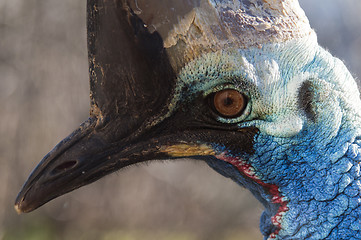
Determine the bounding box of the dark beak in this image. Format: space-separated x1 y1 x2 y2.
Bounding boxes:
14 117 193 213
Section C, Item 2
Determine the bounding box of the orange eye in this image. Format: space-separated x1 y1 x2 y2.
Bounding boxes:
213 89 246 118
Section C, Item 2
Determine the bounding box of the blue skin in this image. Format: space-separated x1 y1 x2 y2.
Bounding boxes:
170 33 361 239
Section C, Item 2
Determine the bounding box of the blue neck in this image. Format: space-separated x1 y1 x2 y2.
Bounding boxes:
207 138 361 239
276 141 361 239
254 111 361 239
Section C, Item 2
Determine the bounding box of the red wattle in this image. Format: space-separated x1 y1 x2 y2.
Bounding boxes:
215 153 289 239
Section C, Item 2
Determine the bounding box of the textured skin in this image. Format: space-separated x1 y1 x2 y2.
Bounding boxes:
170 32 361 239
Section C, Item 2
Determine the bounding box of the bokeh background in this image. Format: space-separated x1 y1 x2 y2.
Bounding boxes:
1 0 361 239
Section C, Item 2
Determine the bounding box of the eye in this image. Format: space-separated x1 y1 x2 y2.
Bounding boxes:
212 89 246 118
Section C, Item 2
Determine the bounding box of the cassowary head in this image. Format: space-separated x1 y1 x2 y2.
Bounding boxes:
15 0 361 239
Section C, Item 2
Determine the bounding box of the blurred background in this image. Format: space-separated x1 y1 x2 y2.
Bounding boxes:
1 0 361 239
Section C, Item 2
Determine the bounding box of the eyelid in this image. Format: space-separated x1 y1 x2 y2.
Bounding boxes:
203 84 243 97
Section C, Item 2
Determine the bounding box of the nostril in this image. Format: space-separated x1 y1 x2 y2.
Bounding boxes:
52 160 77 174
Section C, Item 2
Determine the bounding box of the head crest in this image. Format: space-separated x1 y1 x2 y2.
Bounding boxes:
129 0 313 70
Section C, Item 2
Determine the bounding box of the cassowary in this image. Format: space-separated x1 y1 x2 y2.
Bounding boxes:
15 0 361 239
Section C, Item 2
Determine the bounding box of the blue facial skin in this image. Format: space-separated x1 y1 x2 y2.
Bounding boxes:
172 33 361 239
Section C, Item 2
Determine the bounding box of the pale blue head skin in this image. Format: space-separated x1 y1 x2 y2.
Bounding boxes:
170 33 361 239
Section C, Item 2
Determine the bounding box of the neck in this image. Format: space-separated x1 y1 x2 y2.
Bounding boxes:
208 134 361 239
278 191 361 239
261 139 361 239
275 140 361 239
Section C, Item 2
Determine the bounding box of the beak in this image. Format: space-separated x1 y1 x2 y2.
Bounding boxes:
15 117 212 213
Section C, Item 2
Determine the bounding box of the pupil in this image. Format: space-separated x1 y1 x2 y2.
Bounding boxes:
223 97 233 106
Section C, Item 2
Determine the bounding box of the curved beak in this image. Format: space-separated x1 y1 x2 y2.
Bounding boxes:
14 120 154 213
14 115 221 213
